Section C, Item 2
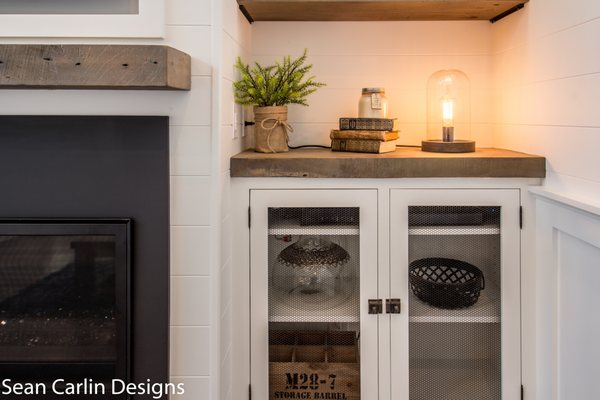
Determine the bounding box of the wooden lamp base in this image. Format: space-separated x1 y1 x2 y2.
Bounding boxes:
421 140 476 153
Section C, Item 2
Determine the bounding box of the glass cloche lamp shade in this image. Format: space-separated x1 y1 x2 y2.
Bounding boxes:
422 69 475 153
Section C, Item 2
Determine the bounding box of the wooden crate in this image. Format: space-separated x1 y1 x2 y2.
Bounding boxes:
269 331 360 399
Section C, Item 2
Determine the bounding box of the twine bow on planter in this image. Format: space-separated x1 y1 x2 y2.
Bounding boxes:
253 105 294 153
260 117 294 153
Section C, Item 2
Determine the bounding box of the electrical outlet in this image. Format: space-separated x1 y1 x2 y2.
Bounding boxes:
233 106 240 139
240 107 246 137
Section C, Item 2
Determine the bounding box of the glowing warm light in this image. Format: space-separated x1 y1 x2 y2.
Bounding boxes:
442 97 454 127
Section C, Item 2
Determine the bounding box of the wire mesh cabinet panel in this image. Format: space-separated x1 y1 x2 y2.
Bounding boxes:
250 190 379 400
389 189 521 400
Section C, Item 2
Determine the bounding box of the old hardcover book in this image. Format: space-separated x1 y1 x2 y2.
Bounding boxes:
339 117 395 131
330 129 399 141
331 139 398 154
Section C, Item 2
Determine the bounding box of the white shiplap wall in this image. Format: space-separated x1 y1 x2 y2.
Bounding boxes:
251 21 494 147
492 0 600 202
0 1 249 399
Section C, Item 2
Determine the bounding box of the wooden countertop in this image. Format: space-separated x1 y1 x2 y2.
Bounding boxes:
230 147 546 178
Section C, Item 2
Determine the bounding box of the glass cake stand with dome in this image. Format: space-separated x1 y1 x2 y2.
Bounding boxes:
272 236 351 308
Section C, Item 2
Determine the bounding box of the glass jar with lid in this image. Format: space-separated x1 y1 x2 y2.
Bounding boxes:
358 87 388 118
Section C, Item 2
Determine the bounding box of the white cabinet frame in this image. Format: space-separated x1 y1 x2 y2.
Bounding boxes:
0 0 164 38
250 189 379 400
389 189 522 400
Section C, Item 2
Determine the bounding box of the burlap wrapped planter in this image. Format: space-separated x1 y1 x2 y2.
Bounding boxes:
253 106 291 153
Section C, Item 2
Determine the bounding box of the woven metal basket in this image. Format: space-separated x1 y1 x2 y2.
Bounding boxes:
409 258 485 309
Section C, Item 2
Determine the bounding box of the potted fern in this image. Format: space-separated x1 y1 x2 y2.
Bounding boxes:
234 49 325 153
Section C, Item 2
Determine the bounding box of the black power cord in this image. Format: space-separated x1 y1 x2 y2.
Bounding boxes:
288 144 331 149
288 144 420 149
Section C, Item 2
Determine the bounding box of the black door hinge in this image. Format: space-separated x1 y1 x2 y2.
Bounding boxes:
521 384 524 400
520 206 523 229
248 206 251 229
368 299 383 314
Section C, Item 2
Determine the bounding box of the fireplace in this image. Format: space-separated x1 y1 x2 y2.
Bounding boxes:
0 117 169 399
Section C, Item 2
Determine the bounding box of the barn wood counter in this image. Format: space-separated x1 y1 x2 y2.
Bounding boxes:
230 147 546 178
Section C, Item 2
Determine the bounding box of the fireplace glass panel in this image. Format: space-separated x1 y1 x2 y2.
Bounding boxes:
0 221 129 382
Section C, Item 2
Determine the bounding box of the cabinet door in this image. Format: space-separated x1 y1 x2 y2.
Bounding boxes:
389 189 520 400
250 189 378 400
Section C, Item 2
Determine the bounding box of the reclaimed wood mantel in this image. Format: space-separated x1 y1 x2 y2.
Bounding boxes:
0 45 191 90
230 147 546 178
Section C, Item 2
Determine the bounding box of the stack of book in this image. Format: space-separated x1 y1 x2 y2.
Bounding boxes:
330 117 398 154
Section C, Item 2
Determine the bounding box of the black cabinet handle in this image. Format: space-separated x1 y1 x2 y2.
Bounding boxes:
368 299 383 314
386 298 401 314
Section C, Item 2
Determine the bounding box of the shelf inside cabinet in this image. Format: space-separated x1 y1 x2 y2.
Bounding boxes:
409 284 499 323
237 1 529 22
269 286 359 323
409 225 500 236
269 220 360 236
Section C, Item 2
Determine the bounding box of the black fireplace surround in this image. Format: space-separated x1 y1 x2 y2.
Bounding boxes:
0 117 169 399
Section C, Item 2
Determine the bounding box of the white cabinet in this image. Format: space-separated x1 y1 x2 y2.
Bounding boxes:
240 185 525 400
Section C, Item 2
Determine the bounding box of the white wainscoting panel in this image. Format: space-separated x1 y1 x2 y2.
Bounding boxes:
557 232 600 399
535 195 600 400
